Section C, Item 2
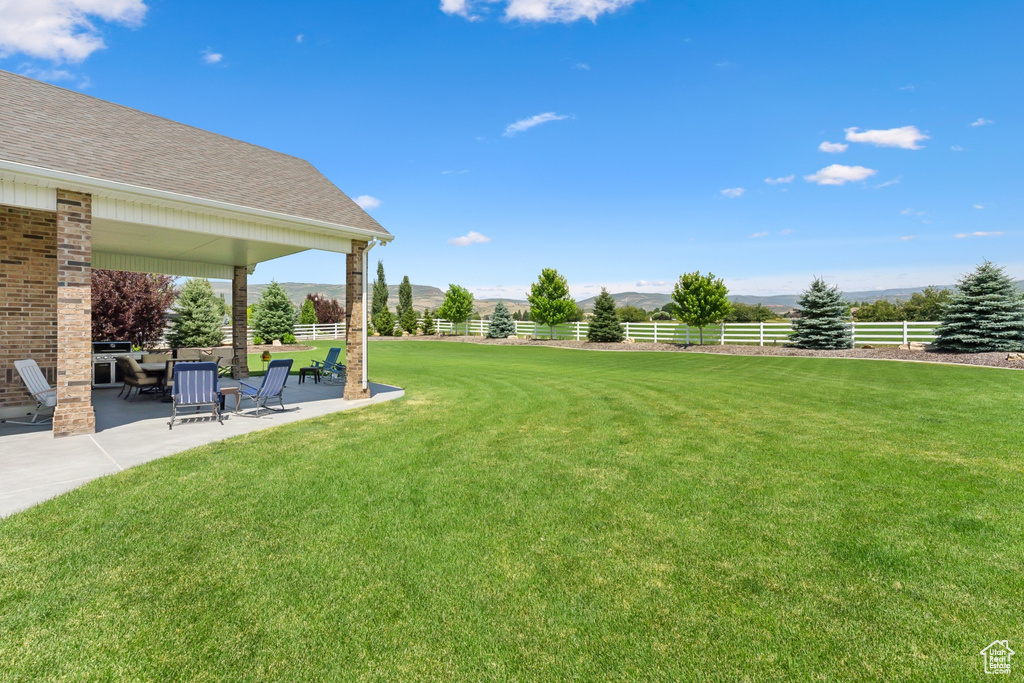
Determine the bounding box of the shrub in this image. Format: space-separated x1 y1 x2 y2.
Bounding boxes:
420 308 437 335
252 335 264 345
372 310 395 337
790 278 853 349
933 261 1024 352
399 305 418 335
616 305 648 322
588 288 624 342
282 332 297 344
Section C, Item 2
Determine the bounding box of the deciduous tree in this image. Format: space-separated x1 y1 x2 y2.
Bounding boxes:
671 271 731 344
91 269 178 349
438 284 474 334
306 293 344 324
527 268 577 339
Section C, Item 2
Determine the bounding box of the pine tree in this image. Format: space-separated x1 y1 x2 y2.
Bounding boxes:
587 288 625 342
790 278 853 349
487 301 516 338
371 260 393 335
397 275 413 320
166 278 224 348
933 261 1024 352
420 308 437 335
298 298 318 325
251 281 296 342
400 305 418 335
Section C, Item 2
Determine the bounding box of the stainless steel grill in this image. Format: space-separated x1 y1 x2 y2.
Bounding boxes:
91 341 141 388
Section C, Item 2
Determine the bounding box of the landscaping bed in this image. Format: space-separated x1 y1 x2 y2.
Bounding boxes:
374 334 1024 369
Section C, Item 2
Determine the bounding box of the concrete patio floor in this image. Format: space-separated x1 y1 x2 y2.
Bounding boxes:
0 377 403 518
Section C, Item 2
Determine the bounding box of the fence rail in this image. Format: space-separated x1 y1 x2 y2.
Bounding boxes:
211 319 941 347
430 319 941 346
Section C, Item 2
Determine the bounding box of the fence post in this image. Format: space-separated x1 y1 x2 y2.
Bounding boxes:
576 322 581 341
851 320 856 346
903 320 908 345
720 322 725 345
760 322 764 346
653 323 658 344
686 325 690 345
625 322 631 339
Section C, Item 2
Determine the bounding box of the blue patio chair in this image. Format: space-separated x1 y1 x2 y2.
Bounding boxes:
169 362 222 430
239 359 294 416
310 346 345 384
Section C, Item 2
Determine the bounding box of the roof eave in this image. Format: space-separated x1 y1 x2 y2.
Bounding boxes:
0 157 394 244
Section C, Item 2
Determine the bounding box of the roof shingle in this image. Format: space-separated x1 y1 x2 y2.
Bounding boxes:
0 69 390 237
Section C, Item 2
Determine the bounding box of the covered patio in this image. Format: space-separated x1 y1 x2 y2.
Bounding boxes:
0 69 395 440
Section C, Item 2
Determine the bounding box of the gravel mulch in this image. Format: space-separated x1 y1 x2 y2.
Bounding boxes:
371 334 1024 370
246 344 316 354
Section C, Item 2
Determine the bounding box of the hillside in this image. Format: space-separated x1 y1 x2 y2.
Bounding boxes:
211 279 1024 317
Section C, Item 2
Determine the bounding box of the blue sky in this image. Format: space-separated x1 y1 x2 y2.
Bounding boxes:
2 0 1021 298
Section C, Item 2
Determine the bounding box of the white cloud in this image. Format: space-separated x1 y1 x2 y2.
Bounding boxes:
448 231 491 247
951 145 966 152
443 0 640 22
202 49 223 64
804 164 877 186
636 280 668 287
441 169 470 175
354 195 382 210
874 177 901 188
720 187 745 198
973 204 984 209
0 0 147 63
296 34 304 43
900 208 926 216
503 112 571 136
955 231 1003 239
573 62 590 70
900 236 917 241
750 231 769 239
970 118 994 127
818 141 848 153
844 125 929 150
764 175 794 185
779 229 793 235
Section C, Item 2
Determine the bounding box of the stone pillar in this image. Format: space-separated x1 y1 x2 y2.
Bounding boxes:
232 266 250 379
344 240 371 400
53 190 95 437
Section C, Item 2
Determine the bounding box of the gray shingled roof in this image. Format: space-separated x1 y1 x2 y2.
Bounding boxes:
0 70 390 237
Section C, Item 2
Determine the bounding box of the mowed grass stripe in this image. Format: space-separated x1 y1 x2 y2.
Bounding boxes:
1 341 1022 680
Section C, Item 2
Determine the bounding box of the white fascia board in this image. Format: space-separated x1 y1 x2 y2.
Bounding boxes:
0 158 394 244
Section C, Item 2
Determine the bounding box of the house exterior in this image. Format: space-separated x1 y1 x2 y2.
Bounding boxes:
0 70 393 437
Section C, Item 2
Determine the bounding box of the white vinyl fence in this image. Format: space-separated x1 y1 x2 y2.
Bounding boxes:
429 319 941 347
214 319 941 347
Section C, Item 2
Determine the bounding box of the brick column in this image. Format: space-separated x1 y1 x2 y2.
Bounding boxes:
53 190 95 437
344 240 371 400
231 266 250 379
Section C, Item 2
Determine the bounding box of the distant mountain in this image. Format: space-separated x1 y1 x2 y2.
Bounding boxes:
210 279 1024 317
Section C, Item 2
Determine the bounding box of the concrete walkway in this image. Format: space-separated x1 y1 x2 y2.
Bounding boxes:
0 378 403 518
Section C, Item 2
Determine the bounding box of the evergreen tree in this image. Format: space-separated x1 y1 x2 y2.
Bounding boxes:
252 280 296 342
933 261 1024 352
166 278 224 348
397 275 413 320
400 305 419 335
671 271 732 345
790 278 853 349
298 298 318 325
487 301 516 338
587 288 625 342
438 284 474 334
420 308 437 335
371 260 394 335
527 268 577 338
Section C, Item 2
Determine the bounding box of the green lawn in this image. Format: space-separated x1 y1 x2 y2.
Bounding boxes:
2 341 1022 680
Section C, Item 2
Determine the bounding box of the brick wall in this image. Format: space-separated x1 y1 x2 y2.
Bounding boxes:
0 204 58 407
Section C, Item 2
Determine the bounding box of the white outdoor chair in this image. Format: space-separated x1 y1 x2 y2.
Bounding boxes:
12 359 58 424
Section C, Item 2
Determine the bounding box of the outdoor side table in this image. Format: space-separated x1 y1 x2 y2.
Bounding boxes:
298 366 321 384
220 386 241 413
